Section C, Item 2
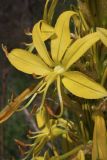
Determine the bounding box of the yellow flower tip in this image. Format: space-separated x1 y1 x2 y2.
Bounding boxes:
92 111 103 121
21 42 33 46
2 44 8 57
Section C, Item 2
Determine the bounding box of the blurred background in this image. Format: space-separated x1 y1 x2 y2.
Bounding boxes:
0 0 74 159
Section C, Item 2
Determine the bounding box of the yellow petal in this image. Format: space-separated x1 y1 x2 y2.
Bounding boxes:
7 49 52 75
92 112 107 160
32 20 54 67
97 27 107 47
51 11 77 62
40 20 56 41
77 150 85 160
62 32 100 69
62 71 107 99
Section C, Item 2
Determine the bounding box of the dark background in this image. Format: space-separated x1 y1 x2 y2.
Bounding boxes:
0 1 44 159
0 0 74 159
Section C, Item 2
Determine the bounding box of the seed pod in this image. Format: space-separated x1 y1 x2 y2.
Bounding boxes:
36 106 49 130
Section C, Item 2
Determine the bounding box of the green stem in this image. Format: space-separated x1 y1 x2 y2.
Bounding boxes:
92 44 101 80
51 144 83 160
78 10 89 31
101 67 107 85
17 81 46 111
40 73 57 110
56 75 64 118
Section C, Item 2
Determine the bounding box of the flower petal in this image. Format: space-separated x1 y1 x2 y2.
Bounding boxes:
51 11 77 62
92 112 107 160
62 71 107 99
77 150 85 160
62 32 100 69
97 27 107 47
7 49 52 75
40 20 56 41
32 20 54 67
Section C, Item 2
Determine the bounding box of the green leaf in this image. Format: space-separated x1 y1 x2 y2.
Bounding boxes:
62 32 100 69
7 49 52 75
32 21 54 67
51 11 77 62
62 71 107 99
97 27 107 47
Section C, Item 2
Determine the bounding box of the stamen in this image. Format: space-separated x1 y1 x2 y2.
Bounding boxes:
17 81 46 111
54 65 65 74
56 76 64 117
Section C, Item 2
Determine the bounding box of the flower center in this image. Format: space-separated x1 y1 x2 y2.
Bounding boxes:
54 65 65 74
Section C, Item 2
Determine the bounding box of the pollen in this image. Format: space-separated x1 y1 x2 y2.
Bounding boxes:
54 65 65 74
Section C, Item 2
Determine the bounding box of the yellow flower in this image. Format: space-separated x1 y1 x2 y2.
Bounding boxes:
92 112 107 160
4 11 107 116
23 107 75 159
